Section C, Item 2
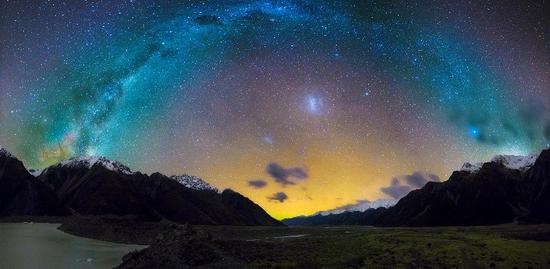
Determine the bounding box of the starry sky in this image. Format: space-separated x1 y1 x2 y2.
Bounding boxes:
1 0 549 219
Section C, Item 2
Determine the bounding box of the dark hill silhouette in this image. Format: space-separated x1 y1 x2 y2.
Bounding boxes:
0 148 69 216
0 150 281 226
284 150 550 227
376 150 550 226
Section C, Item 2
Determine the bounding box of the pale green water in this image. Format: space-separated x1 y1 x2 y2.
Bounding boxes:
0 223 146 269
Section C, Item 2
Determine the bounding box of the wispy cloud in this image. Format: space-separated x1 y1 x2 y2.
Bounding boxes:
248 179 268 188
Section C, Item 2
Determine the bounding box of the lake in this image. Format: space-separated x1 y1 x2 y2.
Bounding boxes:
0 223 146 269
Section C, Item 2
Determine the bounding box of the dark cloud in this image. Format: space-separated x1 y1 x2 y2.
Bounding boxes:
195 15 222 25
381 172 440 200
381 178 413 200
544 123 550 141
518 101 547 142
266 163 308 186
267 192 288 203
242 10 273 25
248 179 268 189
404 172 441 189
519 99 546 125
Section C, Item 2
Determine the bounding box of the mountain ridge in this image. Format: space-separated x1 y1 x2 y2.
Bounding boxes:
0 149 282 226
284 149 550 226
461 153 539 173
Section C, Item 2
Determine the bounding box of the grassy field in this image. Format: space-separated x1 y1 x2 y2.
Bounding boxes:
195 224 550 269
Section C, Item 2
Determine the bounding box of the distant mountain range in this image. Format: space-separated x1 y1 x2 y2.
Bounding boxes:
314 199 395 216
5 145 550 227
0 148 281 226
283 150 550 226
282 207 388 226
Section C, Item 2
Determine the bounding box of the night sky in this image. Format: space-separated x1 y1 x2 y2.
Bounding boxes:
1 0 548 219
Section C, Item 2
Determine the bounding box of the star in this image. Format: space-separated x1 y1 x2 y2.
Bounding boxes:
468 126 481 139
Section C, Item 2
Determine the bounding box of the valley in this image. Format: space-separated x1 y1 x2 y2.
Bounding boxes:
4 218 549 269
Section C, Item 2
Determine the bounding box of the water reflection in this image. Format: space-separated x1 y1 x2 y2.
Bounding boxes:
0 223 146 269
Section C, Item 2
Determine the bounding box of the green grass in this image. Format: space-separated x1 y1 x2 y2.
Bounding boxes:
198 225 550 269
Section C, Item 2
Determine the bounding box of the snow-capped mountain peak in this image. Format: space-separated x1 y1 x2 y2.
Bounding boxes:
59 156 133 175
460 153 539 173
314 199 396 216
460 162 482 173
490 154 538 171
170 174 219 192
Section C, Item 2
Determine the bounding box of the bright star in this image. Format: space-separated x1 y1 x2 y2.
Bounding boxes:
468 126 480 139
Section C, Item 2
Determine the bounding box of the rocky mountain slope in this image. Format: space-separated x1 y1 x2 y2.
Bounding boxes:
375 150 550 226
170 174 219 192
0 147 69 216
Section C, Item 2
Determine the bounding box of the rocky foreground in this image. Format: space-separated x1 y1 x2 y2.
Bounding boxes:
59 217 550 268
116 224 252 269
51 215 253 268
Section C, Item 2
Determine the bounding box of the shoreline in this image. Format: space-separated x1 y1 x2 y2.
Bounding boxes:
0 216 68 224
0 215 178 245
